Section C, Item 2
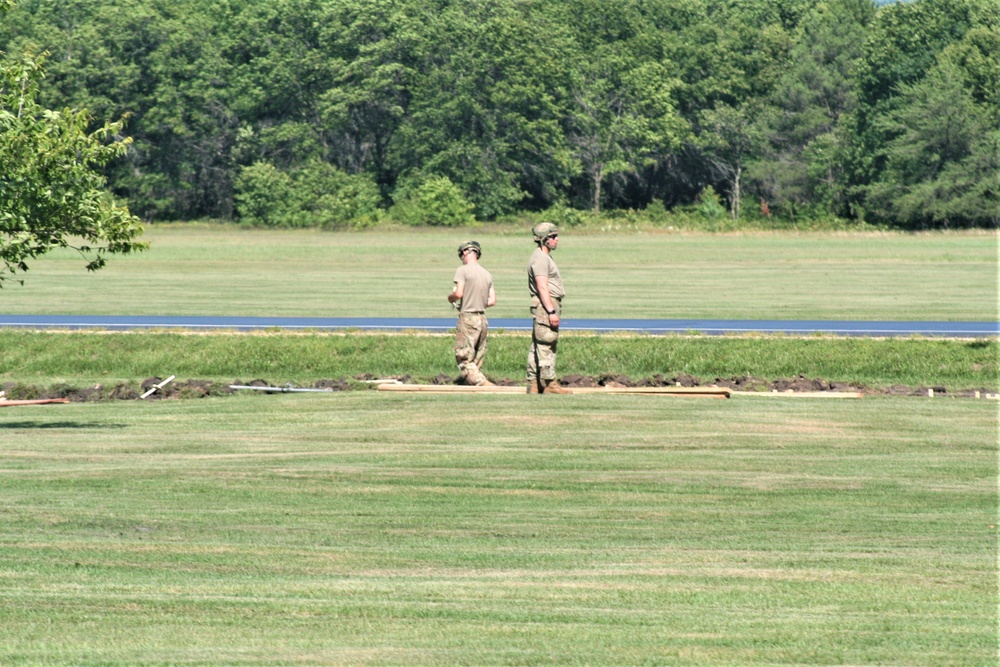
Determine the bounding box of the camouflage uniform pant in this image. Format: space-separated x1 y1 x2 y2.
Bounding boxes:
526 298 560 383
454 312 489 385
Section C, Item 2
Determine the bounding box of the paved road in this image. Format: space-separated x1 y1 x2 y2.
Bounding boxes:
1 315 996 337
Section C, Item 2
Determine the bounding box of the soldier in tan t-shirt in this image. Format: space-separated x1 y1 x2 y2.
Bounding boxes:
447 241 496 386
526 223 570 394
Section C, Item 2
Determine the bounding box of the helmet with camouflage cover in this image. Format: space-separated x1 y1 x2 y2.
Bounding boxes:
457 240 482 258
532 222 559 245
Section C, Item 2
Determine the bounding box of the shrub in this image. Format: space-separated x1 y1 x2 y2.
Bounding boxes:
297 160 383 229
696 186 727 220
643 199 670 224
389 176 475 227
539 204 592 228
234 160 384 228
234 162 300 227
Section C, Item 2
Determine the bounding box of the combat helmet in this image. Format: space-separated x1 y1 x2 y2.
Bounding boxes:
532 222 559 245
457 240 482 258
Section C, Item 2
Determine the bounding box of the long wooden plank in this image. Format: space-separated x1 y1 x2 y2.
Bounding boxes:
376 384 732 397
377 384 523 394
376 385 865 399
565 386 731 397
731 391 864 399
0 398 71 407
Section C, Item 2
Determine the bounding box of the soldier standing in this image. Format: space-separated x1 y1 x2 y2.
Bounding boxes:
526 223 571 394
448 241 496 386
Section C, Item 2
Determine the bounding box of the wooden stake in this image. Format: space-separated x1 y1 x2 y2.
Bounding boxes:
141 375 176 399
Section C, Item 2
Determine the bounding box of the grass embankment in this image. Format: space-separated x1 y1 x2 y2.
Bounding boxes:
1 330 997 392
1 393 995 665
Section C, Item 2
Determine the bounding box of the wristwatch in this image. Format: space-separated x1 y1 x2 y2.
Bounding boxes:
546 308 556 315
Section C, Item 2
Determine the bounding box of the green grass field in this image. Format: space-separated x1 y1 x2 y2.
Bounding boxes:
1 393 995 665
1 227 997 665
1 224 996 321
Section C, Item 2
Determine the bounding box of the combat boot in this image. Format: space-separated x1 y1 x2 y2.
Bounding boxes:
526 380 541 394
542 380 572 394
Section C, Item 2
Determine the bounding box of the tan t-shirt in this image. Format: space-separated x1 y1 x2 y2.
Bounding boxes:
453 263 493 313
527 248 564 300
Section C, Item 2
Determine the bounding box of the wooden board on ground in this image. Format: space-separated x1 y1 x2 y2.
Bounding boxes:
378 384 523 394
376 384 732 398
566 386 731 397
731 391 864 399
0 398 71 407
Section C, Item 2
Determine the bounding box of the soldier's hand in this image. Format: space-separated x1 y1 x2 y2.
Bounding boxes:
549 313 560 328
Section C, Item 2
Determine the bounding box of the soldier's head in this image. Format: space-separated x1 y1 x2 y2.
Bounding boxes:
457 240 482 260
532 222 559 247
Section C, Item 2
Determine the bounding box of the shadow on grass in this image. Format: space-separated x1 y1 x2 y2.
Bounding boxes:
0 421 128 429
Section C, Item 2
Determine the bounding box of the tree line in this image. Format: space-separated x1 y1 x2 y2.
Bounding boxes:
2 0 997 229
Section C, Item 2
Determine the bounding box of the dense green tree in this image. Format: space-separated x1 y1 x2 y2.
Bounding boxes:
2 0 239 220
315 0 428 193
389 0 576 218
849 0 998 225
694 101 770 219
748 0 874 217
656 0 801 212
0 0 994 228
946 24 1000 111
568 54 686 213
848 0 982 190
865 48 999 227
222 0 334 168
554 0 687 213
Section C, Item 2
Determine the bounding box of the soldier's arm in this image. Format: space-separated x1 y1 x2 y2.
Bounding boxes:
534 276 559 327
448 280 465 303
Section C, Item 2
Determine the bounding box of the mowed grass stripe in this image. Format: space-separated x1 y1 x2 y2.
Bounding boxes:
1 393 993 664
1 225 995 321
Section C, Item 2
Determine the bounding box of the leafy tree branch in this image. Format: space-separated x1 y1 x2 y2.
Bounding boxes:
0 49 146 286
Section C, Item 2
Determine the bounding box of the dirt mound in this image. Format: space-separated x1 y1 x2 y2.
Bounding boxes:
3 374 994 402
